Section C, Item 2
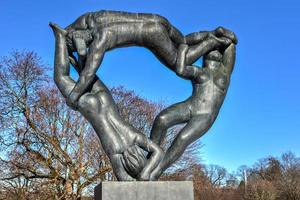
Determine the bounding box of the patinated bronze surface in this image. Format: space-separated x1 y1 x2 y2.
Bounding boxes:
50 10 237 181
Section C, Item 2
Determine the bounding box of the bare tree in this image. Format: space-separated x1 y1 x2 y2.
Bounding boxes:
204 164 228 187
276 152 300 200
0 51 110 200
241 152 300 200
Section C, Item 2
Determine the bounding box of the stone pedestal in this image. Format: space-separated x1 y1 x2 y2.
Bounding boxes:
94 181 194 200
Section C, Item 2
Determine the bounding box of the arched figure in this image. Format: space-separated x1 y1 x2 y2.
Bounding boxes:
50 23 164 181
149 43 236 180
57 10 237 109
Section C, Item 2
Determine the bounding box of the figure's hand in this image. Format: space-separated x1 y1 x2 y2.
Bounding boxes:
214 26 238 44
49 22 68 36
209 33 233 47
66 91 79 110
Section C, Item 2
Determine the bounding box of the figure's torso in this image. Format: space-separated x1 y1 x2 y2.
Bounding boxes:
80 11 171 50
189 67 230 117
78 91 137 157
88 10 168 28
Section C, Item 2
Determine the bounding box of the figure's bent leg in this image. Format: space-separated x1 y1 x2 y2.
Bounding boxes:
152 115 211 179
150 101 190 146
151 14 185 45
142 23 178 70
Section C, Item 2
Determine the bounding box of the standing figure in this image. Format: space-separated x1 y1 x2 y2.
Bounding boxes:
50 23 164 181
57 10 237 109
150 43 236 180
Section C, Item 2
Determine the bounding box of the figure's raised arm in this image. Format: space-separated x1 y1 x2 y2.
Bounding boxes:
222 44 236 75
50 22 76 99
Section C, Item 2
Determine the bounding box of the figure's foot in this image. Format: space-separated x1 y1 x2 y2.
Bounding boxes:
214 26 238 44
137 171 151 181
49 22 67 36
149 166 163 181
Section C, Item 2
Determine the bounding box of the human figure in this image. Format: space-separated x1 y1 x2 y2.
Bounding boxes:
55 10 237 109
149 43 236 180
50 23 164 181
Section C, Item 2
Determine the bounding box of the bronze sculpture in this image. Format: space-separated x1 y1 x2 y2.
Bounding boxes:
51 24 163 181
150 45 236 180
50 10 237 181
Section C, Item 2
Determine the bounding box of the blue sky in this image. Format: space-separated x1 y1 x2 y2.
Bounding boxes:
1 0 299 172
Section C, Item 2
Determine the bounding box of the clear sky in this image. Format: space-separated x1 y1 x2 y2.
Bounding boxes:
1 0 299 172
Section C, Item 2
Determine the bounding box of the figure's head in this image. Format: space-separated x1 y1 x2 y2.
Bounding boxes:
65 29 93 53
203 50 223 71
121 145 147 178
65 14 92 52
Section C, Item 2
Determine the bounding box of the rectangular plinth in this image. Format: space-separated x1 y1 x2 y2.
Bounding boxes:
94 181 194 200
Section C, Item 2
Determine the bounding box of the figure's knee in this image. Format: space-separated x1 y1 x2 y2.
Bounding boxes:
178 122 211 145
176 133 190 145
154 114 171 128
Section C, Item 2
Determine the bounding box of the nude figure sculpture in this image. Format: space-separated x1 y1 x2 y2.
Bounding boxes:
150 44 236 180
50 10 237 181
50 23 164 181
